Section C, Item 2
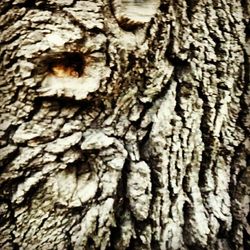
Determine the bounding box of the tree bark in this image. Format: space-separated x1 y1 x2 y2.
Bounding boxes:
0 0 249 249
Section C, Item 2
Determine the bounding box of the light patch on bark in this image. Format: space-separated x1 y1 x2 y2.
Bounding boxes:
127 161 152 220
45 132 82 154
112 0 160 26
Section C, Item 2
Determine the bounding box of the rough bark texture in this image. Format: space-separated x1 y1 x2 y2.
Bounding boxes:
0 0 249 249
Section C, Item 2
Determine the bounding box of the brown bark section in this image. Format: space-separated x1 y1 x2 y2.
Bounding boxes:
0 0 249 249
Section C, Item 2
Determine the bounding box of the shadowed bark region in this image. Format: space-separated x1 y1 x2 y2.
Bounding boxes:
0 0 249 249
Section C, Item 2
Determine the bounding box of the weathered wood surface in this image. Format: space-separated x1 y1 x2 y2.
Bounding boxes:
0 0 249 249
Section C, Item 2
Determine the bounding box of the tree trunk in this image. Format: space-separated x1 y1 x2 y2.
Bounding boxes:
0 0 249 249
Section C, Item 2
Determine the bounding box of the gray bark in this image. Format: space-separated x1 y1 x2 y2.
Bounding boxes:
0 0 249 249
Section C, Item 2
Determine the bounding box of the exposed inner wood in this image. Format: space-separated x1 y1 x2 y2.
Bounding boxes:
112 0 161 29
